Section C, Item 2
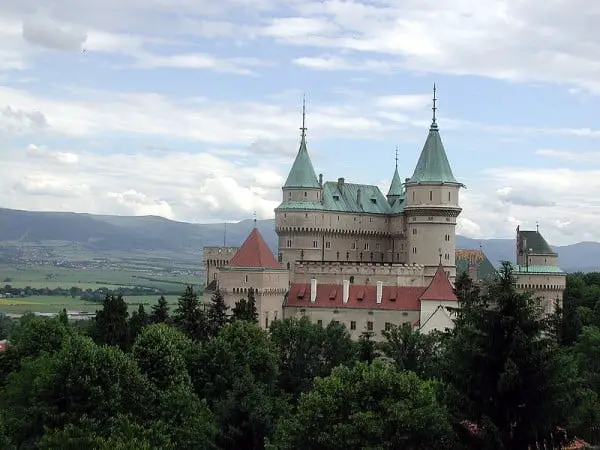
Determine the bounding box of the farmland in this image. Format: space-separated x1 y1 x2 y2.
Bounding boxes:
0 263 204 315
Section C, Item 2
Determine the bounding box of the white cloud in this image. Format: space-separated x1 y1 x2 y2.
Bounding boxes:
22 17 87 51
374 94 431 110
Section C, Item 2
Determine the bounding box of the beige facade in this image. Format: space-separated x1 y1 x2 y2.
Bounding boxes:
203 246 239 287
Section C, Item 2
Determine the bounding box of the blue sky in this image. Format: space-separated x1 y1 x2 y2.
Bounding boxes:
0 0 599 246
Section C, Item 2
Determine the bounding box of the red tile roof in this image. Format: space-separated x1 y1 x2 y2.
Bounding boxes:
229 228 282 269
286 283 425 311
420 264 458 302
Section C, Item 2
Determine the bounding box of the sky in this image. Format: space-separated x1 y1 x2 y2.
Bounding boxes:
1 0 599 246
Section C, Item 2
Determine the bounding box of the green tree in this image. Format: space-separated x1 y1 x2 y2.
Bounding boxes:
357 329 377 364
129 304 149 342
58 308 69 327
172 285 207 341
191 321 283 449
231 287 258 323
0 313 14 340
132 324 192 390
91 294 131 350
380 322 440 379
268 360 456 449
150 295 170 324
270 316 356 400
442 261 579 449
206 288 229 337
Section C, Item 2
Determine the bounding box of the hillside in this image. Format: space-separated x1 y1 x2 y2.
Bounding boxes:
0 207 598 272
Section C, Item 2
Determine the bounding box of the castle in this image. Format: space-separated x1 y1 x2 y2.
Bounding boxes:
203 88 566 338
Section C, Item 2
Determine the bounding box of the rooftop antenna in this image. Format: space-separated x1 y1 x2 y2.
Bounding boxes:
432 83 437 125
395 146 398 169
536 221 539 233
300 94 307 139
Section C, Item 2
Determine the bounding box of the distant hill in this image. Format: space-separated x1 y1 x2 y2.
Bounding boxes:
0 207 597 272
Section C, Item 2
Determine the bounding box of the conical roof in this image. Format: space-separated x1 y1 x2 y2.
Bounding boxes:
409 121 459 184
283 135 320 189
229 228 282 269
387 166 404 197
420 263 457 301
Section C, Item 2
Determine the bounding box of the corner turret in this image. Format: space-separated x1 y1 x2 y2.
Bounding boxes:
282 97 321 202
387 147 404 205
404 85 463 281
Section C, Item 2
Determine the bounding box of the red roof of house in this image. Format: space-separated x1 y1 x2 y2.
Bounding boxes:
286 283 425 311
229 228 282 269
420 264 458 302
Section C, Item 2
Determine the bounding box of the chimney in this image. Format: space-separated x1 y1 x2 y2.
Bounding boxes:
338 177 345 188
376 281 383 304
310 278 317 303
356 188 361 205
319 173 323 188
343 279 350 304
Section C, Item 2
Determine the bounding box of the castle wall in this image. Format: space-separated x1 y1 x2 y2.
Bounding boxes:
518 254 559 267
292 261 426 287
218 268 289 329
203 246 239 287
282 306 419 341
515 272 566 315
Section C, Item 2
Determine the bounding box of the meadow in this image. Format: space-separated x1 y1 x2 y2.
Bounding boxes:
0 263 204 315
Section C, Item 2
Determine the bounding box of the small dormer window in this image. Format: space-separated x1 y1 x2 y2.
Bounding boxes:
333 195 340 201
370 198 377 204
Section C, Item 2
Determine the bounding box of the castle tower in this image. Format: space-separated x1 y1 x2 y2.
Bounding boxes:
386 147 404 205
404 85 464 281
276 98 323 271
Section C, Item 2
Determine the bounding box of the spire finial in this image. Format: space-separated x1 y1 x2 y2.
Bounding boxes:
438 247 442 265
432 83 437 124
300 94 307 139
253 210 257 228
395 146 398 169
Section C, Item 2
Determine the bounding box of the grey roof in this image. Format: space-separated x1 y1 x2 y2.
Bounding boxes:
387 167 404 197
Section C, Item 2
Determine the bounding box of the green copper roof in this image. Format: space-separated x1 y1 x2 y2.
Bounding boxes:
518 230 557 255
514 265 565 274
276 180 400 215
283 136 320 189
409 122 460 184
387 167 404 197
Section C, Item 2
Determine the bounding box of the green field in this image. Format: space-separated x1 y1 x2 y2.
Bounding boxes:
0 265 202 292
0 263 206 315
0 294 189 315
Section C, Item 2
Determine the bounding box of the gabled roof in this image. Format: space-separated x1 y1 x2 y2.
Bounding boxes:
517 229 556 256
420 264 458 302
387 167 404 198
409 121 461 185
283 135 320 189
456 249 497 281
229 228 282 269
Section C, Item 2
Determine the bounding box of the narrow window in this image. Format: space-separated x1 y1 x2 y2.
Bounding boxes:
317 319 323 326
385 322 392 331
288 192 291 199
313 240 318 248
350 321 356 330
412 191 415 201
245 275 248 282
367 321 373 331
448 192 451 201
304 191 307 197
429 191 432 201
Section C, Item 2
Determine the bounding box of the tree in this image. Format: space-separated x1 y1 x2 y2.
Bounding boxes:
172 286 207 342
380 322 441 379
206 288 229 337
132 324 192 390
231 287 258 323
442 261 579 449
357 330 377 364
129 304 149 342
268 360 456 449
191 321 284 449
91 294 131 350
269 316 356 400
150 295 170 324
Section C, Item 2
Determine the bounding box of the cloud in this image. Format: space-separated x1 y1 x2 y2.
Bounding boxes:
0 105 48 133
22 18 87 51
374 94 431 110
536 148 600 163
292 55 400 73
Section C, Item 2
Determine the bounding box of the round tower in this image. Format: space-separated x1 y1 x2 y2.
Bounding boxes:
404 85 464 281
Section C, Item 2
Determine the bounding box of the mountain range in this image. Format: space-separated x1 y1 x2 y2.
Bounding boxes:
0 207 598 272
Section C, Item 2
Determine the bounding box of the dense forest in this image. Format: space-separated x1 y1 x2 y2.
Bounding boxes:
1 262 600 449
